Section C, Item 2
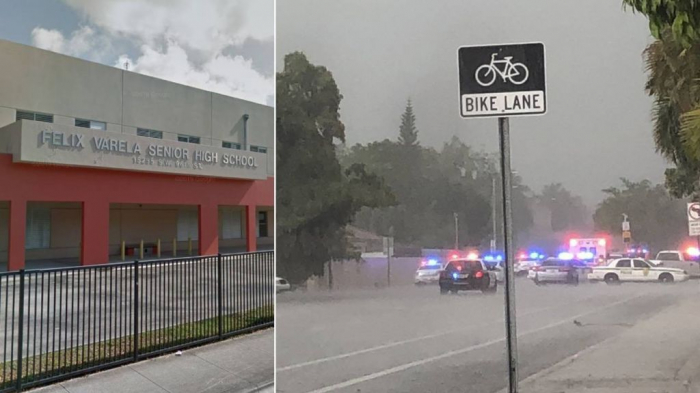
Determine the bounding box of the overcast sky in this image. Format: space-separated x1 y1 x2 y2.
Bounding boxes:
277 0 669 206
0 0 274 106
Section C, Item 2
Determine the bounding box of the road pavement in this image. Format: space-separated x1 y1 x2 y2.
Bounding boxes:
276 278 700 393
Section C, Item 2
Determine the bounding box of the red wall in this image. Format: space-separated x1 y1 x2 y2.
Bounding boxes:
0 154 274 269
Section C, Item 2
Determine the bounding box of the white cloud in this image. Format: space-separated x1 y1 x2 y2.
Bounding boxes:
114 42 273 105
31 0 273 105
31 26 113 62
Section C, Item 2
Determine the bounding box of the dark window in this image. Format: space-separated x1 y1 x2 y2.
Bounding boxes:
258 211 268 238
16 110 53 123
250 145 267 153
634 259 650 268
75 119 106 130
617 259 631 268
445 260 482 272
137 128 163 139
178 135 200 144
222 141 242 150
657 252 680 261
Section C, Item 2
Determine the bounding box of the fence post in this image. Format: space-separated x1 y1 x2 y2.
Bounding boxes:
217 253 223 339
173 238 177 257
133 260 139 361
16 269 25 391
139 240 144 260
157 239 161 258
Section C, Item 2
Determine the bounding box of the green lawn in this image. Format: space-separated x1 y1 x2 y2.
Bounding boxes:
0 305 273 388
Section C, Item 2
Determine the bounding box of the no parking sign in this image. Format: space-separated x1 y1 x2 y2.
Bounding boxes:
688 202 700 236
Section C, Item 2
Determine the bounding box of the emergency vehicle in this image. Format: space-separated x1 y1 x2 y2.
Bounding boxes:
568 238 607 264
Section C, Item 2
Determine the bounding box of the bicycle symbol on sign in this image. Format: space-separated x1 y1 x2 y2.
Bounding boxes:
475 53 529 87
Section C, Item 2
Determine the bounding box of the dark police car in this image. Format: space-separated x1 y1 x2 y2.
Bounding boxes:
439 258 498 295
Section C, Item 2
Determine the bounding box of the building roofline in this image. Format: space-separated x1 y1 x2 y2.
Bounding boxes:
0 38 273 108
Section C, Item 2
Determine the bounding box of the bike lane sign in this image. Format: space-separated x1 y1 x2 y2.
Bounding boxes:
458 42 546 118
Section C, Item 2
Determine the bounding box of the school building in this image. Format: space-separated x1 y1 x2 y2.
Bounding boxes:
0 39 274 271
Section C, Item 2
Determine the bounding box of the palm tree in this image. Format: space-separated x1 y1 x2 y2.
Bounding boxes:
643 28 700 197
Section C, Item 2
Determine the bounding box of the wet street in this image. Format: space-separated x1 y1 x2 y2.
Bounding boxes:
277 278 700 393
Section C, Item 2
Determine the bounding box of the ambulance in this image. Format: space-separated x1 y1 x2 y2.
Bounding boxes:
568 238 607 265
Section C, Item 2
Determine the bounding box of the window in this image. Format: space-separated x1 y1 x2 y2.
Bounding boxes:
220 207 242 239
177 209 198 241
16 111 53 123
445 260 482 272
26 206 50 249
250 145 267 153
137 128 163 139
657 252 680 261
258 211 269 238
634 259 650 268
178 135 200 144
617 259 631 268
75 119 106 130
222 141 242 150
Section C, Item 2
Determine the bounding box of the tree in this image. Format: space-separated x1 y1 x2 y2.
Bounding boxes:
593 179 687 251
277 52 395 285
622 0 700 47
538 183 587 232
636 27 700 199
342 135 535 249
398 99 419 147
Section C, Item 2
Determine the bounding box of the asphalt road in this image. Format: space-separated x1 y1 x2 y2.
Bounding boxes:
276 278 699 393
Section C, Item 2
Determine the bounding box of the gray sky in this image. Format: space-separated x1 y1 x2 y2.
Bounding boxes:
0 0 274 106
276 0 669 206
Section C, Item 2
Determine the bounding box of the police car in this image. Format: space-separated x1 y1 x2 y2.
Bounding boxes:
414 259 444 285
438 257 498 294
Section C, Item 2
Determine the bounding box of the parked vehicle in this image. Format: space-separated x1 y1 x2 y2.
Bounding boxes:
415 259 444 285
588 258 689 284
276 277 291 293
438 259 498 295
650 250 700 277
528 258 586 285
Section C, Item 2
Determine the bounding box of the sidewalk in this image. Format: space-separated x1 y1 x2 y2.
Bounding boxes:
32 328 273 393
518 296 700 393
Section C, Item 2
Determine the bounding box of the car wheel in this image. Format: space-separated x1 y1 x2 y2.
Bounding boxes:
604 273 619 285
450 289 458 294
483 279 497 294
659 273 674 283
440 287 449 295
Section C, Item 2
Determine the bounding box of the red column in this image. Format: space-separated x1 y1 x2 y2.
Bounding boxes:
245 204 257 252
198 204 218 256
81 200 109 265
7 199 26 271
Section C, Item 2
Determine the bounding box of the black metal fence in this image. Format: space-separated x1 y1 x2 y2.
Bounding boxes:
0 251 274 392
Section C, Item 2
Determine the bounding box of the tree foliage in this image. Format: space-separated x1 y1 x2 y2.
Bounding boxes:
538 183 588 232
277 52 395 284
623 0 700 47
342 119 535 249
638 27 700 199
398 99 419 147
593 179 686 250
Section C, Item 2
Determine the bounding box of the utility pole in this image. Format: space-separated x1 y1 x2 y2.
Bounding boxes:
454 212 459 250
492 176 497 252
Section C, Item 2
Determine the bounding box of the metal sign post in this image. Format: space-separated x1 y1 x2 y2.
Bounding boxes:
458 41 547 393
499 117 518 392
